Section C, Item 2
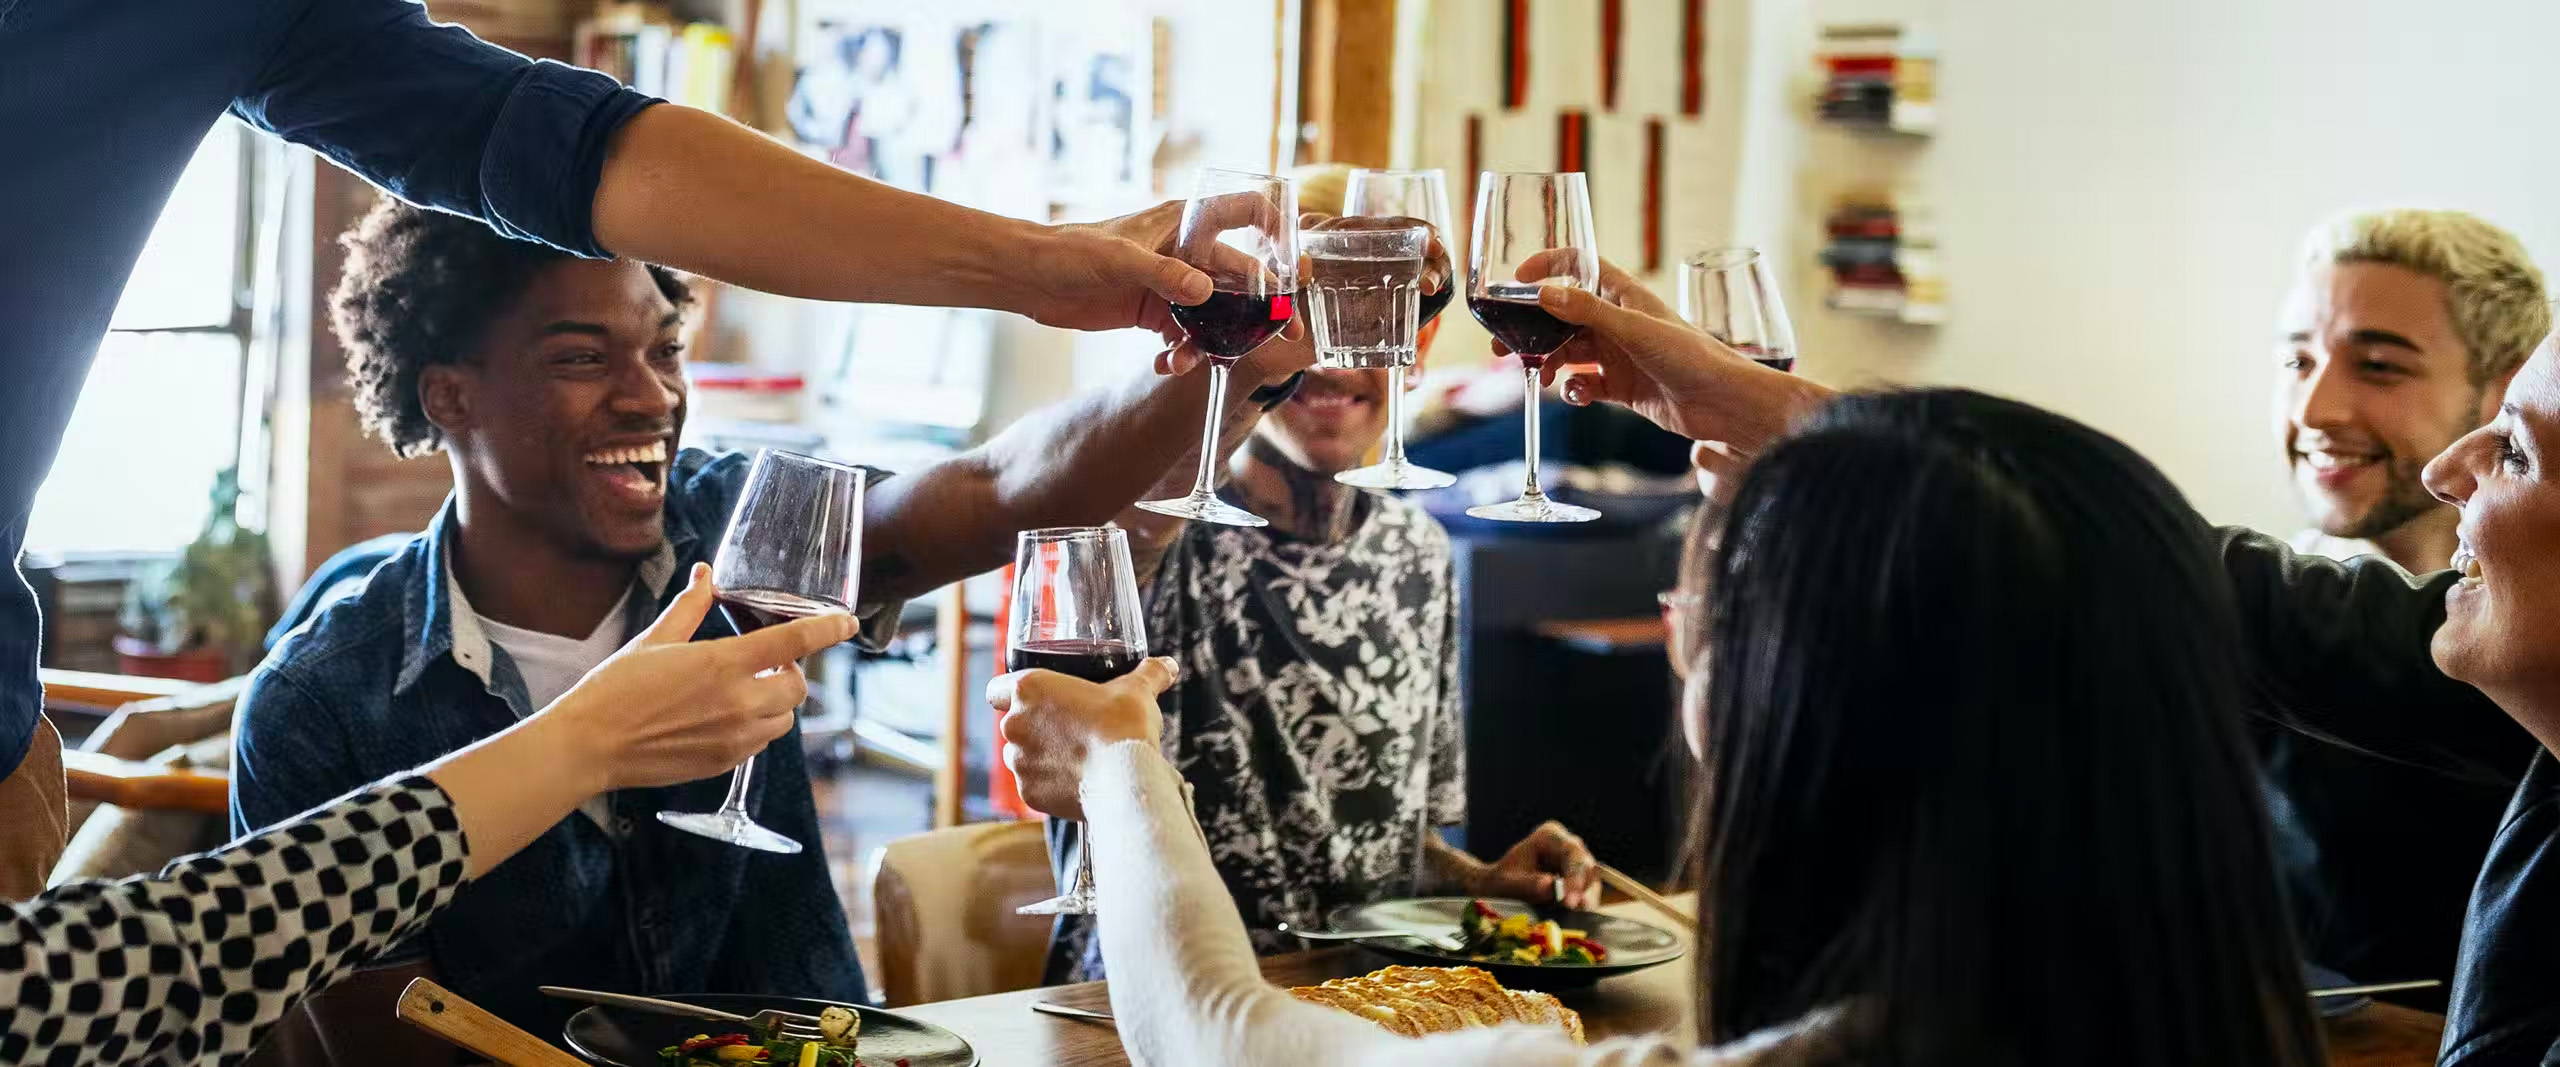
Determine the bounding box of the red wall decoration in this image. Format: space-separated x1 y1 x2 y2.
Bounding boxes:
1503 0 1532 109
1643 118 1665 272
1557 110 1589 173
1680 0 1707 116
1601 0 1625 110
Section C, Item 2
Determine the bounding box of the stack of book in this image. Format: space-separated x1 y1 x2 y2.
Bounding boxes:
574 3 737 114
1815 24 1936 134
1819 197 1946 324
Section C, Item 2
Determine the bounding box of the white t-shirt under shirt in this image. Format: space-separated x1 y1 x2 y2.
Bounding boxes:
476 587 634 830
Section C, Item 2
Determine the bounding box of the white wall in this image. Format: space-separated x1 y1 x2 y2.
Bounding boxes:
1748 0 2560 532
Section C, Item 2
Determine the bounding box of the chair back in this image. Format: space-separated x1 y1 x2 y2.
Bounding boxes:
872 819 1054 1006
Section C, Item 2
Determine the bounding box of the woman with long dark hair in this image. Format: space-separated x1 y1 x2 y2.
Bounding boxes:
992 388 2325 1066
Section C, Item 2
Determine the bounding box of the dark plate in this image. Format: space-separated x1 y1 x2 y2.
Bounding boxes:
564 994 977 1067
1324 897 1685 991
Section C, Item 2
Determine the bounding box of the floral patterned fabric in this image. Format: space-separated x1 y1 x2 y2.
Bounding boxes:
1052 492 1463 981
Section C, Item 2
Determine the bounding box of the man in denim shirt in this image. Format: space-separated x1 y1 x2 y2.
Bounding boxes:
230 202 1312 1057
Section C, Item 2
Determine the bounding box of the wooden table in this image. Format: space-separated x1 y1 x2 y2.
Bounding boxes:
897 896 2444 1066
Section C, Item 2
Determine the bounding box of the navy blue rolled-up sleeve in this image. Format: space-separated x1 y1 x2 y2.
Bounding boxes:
229 0 659 257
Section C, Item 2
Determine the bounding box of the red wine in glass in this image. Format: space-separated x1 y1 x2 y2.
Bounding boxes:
1172 289 1296 362
1005 638 1145 683
1468 289 1581 366
718 587 850 634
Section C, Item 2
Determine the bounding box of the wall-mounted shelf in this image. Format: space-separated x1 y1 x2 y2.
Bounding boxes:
1815 24 1937 136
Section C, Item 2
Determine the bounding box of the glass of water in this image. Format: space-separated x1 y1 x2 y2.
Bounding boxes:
1301 224 1432 452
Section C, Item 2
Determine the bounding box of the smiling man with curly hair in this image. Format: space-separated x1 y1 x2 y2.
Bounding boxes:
229 200 1313 1057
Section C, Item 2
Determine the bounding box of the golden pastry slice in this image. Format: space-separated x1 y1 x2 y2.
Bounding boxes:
1287 965 1586 1044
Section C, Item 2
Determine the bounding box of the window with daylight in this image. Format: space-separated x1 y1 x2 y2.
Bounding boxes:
27 121 254 556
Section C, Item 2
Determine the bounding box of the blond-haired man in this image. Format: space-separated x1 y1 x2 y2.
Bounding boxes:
2279 208 2549 572
2267 207 2547 1006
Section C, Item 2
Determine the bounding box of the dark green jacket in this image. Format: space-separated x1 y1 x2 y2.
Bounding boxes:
2220 528 2550 1065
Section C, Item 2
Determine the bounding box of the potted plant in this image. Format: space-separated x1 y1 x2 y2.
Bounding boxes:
115 468 280 683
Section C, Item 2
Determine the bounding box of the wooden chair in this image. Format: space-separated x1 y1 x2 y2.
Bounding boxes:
872 819 1055 1006
47 670 239 821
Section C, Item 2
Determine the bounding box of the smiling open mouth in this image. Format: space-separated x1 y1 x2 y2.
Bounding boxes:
583 440 669 500
2299 449 2382 473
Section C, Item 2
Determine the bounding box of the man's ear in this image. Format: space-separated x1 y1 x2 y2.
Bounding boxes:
420 362 473 437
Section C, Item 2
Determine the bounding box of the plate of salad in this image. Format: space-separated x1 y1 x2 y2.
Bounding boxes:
562 994 976 1067
1321 897 1685 991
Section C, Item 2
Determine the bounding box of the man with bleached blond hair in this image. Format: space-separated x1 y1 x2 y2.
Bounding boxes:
2265 207 2547 1007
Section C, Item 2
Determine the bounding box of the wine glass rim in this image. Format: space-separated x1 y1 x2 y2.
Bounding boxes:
1197 166 1286 182
1348 167 1445 178
1303 224 1432 252
1019 525 1127 543
759 448 865 474
1477 169 1587 178
1683 246 1764 271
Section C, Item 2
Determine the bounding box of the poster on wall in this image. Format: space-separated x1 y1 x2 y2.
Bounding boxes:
790 0 1156 211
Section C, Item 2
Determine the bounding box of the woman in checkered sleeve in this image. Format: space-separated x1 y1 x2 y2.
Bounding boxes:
0 566 847 1066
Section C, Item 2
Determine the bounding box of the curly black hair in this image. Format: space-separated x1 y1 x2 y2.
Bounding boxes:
330 199 693 458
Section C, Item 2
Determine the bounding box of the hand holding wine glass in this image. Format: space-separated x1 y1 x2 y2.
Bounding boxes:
1679 246 1799 372
1538 259 1831 454
1465 171 1601 523
655 449 867 855
1003 526 1151 915
1138 169 1300 527
991 656 1179 824
1332 166 1462 491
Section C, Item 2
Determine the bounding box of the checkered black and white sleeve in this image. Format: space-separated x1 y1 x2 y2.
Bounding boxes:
0 775 471 1067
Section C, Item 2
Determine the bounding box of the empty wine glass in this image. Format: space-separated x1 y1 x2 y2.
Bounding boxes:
1465 171 1601 524
1336 168 1459 491
1679 247 1799 372
1137 169 1300 528
1009 527 1148 916
657 449 865 854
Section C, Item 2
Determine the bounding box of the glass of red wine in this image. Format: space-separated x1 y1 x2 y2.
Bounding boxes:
1466 171 1601 523
1336 168 1459 491
1136 168 1299 528
656 448 864 855
1008 526 1149 916
1679 247 1799 373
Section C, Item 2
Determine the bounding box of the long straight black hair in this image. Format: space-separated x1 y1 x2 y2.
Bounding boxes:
1693 389 2323 1066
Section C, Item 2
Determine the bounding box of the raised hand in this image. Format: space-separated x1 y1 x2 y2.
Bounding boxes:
1532 259 1833 454
557 563 851 792
1019 200 1216 337
991 657 1180 821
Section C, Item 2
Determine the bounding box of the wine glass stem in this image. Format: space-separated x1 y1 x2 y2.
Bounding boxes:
1382 366 1409 465
1518 362 1545 500
1072 825 1097 896
1187 362 1236 498
717 754 757 815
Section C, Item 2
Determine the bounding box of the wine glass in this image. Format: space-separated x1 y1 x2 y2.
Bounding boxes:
1008 527 1150 916
1336 168 1459 491
1465 171 1601 523
1679 247 1799 372
657 449 866 854
1137 168 1300 528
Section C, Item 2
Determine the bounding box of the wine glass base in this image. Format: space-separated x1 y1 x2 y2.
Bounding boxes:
656 809 805 854
1466 496 1601 524
1136 493 1269 527
1335 461 1457 491
1014 889 1100 917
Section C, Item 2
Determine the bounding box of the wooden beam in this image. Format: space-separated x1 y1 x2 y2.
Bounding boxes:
1300 0 1398 168
39 668 198 711
61 749 232 815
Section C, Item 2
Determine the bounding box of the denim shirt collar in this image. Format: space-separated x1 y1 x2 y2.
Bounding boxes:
393 496 693 698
